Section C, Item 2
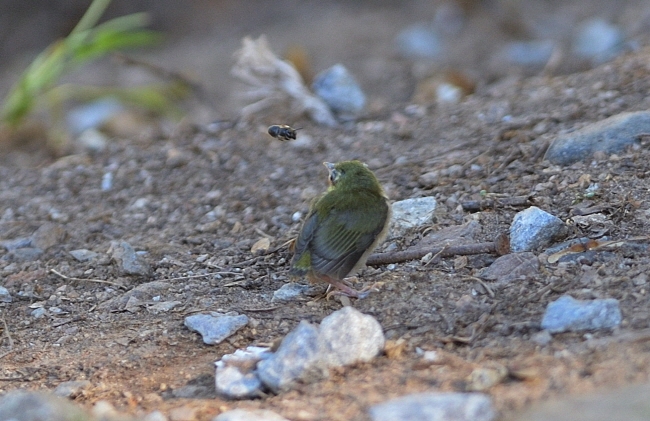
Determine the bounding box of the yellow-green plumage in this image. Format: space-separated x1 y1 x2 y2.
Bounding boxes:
290 160 390 298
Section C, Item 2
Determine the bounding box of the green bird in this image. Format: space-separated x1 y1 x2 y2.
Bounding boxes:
290 160 390 298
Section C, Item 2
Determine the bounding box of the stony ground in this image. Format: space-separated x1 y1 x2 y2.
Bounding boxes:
2 1 650 420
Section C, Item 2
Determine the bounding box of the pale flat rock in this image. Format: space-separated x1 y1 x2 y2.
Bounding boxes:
506 383 650 421
545 111 650 165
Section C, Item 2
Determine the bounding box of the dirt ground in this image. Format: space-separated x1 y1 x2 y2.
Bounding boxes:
2 1 650 420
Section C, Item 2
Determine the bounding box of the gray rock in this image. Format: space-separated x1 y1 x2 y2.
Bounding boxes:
215 365 263 399
70 249 99 262
479 252 539 284
545 111 650 165
318 306 385 368
272 282 311 302
0 236 32 251
312 64 365 120
501 40 555 66
31 307 47 318
184 312 249 345
53 380 91 398
101 172 113 191
257 308 386 393
257 320 322 393
0 390 92 421
213 409 290 421
170 384 214 399
369 392 496 421
67 98 123 134
147 301 181 313
75 128 109 153
110 241 152 277
541 295 622 333
31 222 66 251
143 411 167 421
573 18 624 62
390 197 437 238
215 346 270 399
98 281 170 312
509 207 564 252
510 382 650 421
0 286 11 303
531 330 553 346
396 23 443 59
3 247 43 262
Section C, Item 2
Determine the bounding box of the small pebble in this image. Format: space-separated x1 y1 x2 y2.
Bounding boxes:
0 391 90 421
31 307 47 319
31 222 66 251
101 172 113 191
369 392 496 421
184 312 249 345
501 40 555 66
215 346 271 399
510 382 650 421
76 128 108 153
272 283 311 302
69 249 99 262
110 240 153 277
144 410 169 421
3 247 43 262
395 23 442 58
148 301 181 313
479 252 539 284
0 286 11 303
67 98 123 134
214 409 290 421
257 320 322 393
318 306 385 368
0 237 32 251
389 197 437 238
215 365 263 399
169 405 198 421
573 18 624 62
466 365 508 391
632 273 647 286
91 400 119 419
545 111 650 165
53 380 91 398
531 330 553 346
312 64 365 120
509 207 565 252
541 295 622 333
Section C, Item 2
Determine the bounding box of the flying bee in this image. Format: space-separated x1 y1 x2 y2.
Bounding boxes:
268 125 300 141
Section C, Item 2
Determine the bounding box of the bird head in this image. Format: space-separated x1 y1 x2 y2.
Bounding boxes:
323 160 384 196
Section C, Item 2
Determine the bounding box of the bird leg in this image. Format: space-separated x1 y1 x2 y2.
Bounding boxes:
318 274 378 299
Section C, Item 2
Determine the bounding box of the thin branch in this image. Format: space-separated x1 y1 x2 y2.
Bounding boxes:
1 316 13 349
461 196 533 212
0 350 15 360
114 52 214 107
367 242 498 266
463 276 495 298
49 269 126 290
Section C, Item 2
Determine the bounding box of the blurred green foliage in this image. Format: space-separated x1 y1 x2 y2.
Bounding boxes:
1 0 184 140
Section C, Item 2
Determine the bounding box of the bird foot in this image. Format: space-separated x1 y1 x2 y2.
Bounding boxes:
324 281 381 300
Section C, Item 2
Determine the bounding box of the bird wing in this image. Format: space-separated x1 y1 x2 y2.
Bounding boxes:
308 200 388 279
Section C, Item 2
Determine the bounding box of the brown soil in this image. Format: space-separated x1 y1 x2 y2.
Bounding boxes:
2 1 650 420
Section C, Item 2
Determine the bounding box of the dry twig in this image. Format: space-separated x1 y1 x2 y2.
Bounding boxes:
367 242 499 266
50 269 126 290
461 196 533 212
